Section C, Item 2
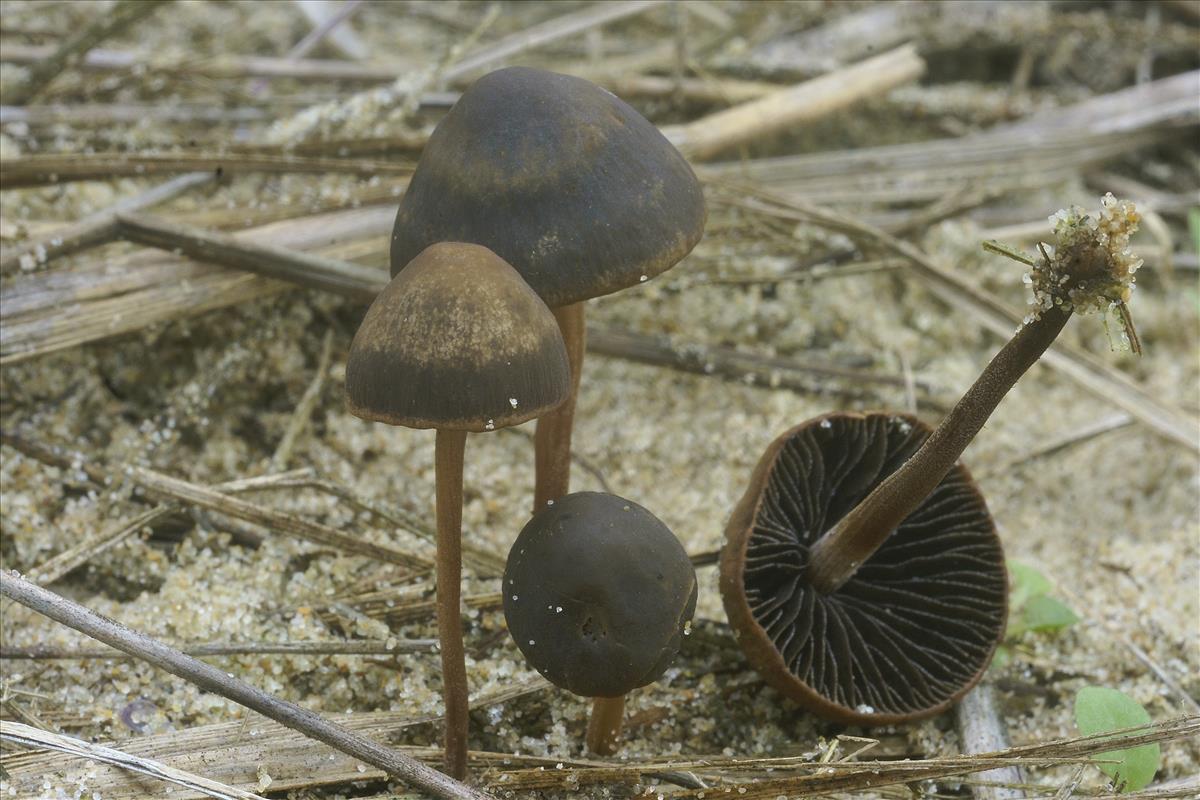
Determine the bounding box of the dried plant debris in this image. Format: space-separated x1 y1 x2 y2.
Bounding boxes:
987 193 1144 352
0 1 1196 798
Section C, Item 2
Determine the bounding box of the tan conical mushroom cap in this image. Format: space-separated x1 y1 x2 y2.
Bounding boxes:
346 242 570 432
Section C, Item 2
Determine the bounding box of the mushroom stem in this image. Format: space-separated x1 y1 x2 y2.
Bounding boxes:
807 305 1072 594
435 428 470 779
533 302 586 511
584 694 626 756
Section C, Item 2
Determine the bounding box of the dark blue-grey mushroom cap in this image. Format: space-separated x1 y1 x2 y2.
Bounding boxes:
391 67 706 308
504 492 698 698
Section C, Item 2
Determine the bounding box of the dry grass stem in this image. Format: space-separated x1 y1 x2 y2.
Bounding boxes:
271 476 507 576
689 258 906 286
0 152 411 188
5 0 169 105
1053 765 1088 800
2 677 550 799
286 0 368 62
0 42 407 82
1119 637 1200 716
0 171 214 274
115 213 381 301
699 69 1198 204
1 720 268 800
466 718 1199 795
314 590 503 630
0 205 395 363
441 1 667 85
999 70 1199 136
976 412 1136 480
956 684 1025 800
588 326 935 397
270 328 335 471
700 128 1179 206
665 45 926 160
1 427 326 586
0 102 277 126
0 427 312 496
662 717 1199 799
0 572 495 800
22 506 177 587
717 185 1199 452
0 638 438 660
127 466 433 570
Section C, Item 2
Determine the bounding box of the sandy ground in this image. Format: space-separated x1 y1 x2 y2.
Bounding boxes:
1 2 1197 798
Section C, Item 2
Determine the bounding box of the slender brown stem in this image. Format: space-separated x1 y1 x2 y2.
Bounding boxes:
584 695 626 755
435 428 470 780
533 302 586 511
0 572 491 800
807 306 1072 593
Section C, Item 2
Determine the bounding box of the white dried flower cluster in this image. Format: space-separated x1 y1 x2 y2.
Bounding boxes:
1029 193 1142 316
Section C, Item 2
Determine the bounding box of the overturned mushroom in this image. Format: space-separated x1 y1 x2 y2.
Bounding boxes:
503 492 697 755
722 412 1006 723
721 195 1143 724
346 242 570 778
391 66 707 511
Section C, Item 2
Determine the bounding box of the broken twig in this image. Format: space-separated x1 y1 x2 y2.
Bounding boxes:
0 572 493 800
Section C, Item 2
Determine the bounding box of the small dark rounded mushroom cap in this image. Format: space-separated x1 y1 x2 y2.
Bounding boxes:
720 412 1007 725
346 242 570 432
504 492 698 698
391 66 707 308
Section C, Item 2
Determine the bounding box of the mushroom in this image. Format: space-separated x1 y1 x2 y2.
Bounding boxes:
721 195 1143 724
346 241 570 778
503 492 697 755
391 66 706 511
721 412 1006 723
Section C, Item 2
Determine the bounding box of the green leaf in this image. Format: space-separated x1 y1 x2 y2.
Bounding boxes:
1005 561 1077 640
1019 594 1079 633
1008 560 1052 611
989 644 1011 671
1074 687 1160 792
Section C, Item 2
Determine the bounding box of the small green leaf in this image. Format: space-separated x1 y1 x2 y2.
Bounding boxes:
1074 687 1160 792
1019 594 1079 633
1008 560 1052 611
989 644 1011 670
1006 561 1077 641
